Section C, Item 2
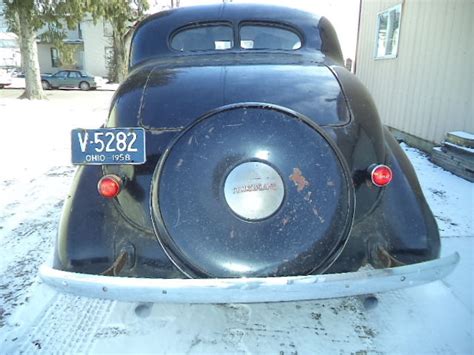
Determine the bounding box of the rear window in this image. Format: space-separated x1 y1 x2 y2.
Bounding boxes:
171 25 234 52
240 25 302 50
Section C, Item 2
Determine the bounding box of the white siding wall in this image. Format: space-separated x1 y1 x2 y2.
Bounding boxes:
0 2 7 32
356 0 473 144
0 33 21 67
82 19 110 78
37 44 55 74
37 43 84 74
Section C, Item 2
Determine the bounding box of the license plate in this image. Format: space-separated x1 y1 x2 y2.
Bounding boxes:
71 128 146 165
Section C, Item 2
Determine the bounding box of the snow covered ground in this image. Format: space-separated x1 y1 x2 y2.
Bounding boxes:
6 77 119 91
0 91 472 354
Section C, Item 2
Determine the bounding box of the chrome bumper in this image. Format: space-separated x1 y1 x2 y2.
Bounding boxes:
39 253 459 304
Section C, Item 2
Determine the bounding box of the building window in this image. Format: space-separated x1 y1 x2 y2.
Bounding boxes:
78 23 82 39
105 47 114 68
50 47 60 67
375 4 402 59
103 21 113 37
0 39 17 48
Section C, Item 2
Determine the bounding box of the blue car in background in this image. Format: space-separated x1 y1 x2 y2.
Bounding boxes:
41 70 100 91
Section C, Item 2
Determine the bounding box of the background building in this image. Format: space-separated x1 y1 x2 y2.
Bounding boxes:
355 0 472 151
0 32 20 68
37 19 112 78
0 2 20 69
0 1 7 32
0 1 111 78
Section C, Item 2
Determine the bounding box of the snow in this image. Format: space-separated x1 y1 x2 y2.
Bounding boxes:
444 141 474 154
402 143 474 238
6 77 119 91
0 93 473 354
449 131 474 141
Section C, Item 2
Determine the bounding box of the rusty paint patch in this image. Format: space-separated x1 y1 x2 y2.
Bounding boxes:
376 246 405 268
289 168 309 192
101 251 128 276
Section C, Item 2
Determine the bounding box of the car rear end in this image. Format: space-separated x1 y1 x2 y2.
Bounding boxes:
40 4 458 303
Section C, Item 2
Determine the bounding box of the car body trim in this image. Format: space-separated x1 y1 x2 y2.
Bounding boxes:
39 253 459 304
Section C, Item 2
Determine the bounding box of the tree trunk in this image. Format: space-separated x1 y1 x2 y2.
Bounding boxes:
17 7 45 100
123 28 134 71
112 29 127 83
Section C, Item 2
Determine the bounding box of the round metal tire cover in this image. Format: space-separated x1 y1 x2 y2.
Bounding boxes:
151 105 354 278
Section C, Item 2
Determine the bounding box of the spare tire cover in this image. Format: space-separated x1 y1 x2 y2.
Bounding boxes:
151 104 354 278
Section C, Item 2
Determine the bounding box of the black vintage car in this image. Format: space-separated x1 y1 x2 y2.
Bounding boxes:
41 4 458 303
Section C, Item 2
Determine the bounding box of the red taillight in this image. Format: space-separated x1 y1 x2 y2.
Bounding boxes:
98 175 122 198
370 165 392 187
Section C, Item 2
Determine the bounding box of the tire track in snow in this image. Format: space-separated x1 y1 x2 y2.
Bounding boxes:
221 304 251 352
85 298 378 354
8 293 113 353
0 166 73 329
0 216 58 328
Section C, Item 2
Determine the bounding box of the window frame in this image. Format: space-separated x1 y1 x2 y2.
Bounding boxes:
104 46 114 69
374 4 402 60
238 21 304 51
169 22 235 52
50 47 60 68
0 39 17 48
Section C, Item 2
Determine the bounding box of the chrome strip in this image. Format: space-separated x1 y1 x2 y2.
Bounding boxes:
39 253 459 304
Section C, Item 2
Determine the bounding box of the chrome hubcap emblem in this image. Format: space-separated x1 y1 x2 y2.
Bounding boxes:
224 162 284 220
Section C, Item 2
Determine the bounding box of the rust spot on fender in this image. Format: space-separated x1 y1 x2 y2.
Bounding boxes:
289 168 309 192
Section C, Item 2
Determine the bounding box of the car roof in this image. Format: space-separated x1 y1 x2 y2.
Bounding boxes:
130 3 343 68
141 3 321 26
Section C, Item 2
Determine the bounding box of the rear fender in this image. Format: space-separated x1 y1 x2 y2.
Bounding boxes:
327 128 440 273
55 166 114 273
54 165 179 277
375 128 440 264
